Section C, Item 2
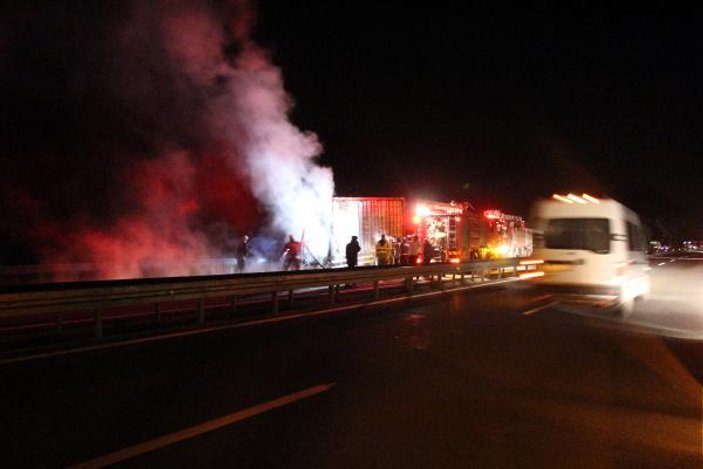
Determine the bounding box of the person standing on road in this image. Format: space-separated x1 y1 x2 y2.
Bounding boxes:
422 239 434 265
391 236 401 265
282 235 302 271
236 235 250 272
345 235 361 268
375 234 393 266
400 237 410 265
345 235 362 288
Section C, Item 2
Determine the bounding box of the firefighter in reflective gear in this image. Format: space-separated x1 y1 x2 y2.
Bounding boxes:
375 234 393 266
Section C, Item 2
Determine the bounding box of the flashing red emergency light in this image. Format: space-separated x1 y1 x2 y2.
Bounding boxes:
484 210 501 220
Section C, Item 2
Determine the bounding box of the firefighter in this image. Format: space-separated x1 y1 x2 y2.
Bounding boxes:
375 234 393 266
282 235 302 271
344 235 361 287
345 235 361 268
236 235 250 272
422 239 434 265
407 234 420 265
391 236 401 265
399 237 410 265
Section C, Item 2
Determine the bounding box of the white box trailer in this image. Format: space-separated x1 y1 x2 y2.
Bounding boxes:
330 197 406 266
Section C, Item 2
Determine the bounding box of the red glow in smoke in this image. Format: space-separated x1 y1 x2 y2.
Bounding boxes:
195 153 261 233
37 151 260 279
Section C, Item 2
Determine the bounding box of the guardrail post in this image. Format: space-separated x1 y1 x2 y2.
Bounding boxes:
498 267 503 279
328 285 336 305
438 274 444 291
197 298 205 324
373 281 380 299
272 292 279 314
231 295 237 311
406 277 414 295
289 289 295 306
95 309 103 339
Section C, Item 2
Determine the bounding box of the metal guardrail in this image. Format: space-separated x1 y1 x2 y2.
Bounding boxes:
0 259 541 339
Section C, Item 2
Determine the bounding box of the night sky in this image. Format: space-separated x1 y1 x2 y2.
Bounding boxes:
254 3 703 239
1 2 702 266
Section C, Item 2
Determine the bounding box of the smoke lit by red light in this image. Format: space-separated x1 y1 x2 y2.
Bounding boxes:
7 1 334 278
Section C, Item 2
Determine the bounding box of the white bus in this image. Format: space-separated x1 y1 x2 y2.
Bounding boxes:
529 194 650 317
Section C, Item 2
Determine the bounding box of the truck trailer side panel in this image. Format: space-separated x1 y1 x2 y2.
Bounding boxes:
331 197 405 266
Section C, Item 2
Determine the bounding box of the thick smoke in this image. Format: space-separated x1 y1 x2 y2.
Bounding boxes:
0 0 334 277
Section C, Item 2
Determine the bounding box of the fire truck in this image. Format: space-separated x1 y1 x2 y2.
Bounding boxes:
328 197 532 266
409 201 532 264
480 209 532 259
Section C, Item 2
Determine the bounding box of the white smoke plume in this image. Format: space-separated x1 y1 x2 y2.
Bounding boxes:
156 1 334 261
0 0 335 276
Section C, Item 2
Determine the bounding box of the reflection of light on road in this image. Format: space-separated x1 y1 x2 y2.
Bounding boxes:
491 391 701 459
615 336 700 399
550 260 703 341
404 312 430 350
522 301 557 316
627 261 703 339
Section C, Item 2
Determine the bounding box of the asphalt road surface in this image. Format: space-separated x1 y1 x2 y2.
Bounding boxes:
2 258 702 468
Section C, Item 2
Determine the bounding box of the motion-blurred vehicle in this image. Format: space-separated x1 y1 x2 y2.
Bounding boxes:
529 194 650 317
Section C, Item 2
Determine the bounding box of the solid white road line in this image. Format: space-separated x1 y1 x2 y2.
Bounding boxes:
68 382 336 469
522 302 558 316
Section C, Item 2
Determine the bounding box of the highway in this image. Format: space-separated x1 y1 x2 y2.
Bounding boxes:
2 257 702 468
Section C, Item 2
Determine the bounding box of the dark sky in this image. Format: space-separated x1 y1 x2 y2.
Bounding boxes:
254 3 703 238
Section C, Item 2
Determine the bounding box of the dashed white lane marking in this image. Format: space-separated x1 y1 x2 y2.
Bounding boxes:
68 382 336 469
522 302 558 316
